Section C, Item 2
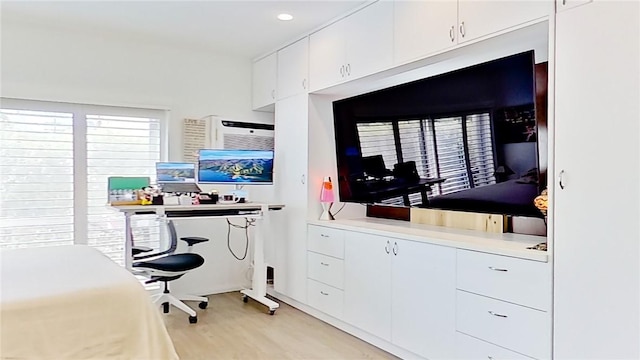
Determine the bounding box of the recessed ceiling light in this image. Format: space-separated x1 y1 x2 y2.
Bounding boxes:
277 13 293 21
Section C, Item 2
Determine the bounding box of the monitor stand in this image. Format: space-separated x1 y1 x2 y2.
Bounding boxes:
231 185 248 203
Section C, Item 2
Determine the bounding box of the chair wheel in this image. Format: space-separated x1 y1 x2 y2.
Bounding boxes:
198 301 208 309
269 309 276 315
242 295 249 303
163 302 170 313
189 316 198 324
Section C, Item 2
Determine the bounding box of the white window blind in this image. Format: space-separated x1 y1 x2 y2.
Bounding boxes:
0 109 75 248
86 114 162 265
433 116 471 194
466 113 496 187
356 122 397 171
0 99 165 266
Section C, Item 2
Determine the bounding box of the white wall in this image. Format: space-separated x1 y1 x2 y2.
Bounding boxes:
1 17 275 295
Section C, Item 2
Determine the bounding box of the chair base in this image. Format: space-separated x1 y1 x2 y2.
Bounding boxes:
151 292 208 318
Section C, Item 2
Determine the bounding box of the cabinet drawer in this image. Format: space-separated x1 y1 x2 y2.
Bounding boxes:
456 332 534 360
308 252 344 289
456 291 550 360
456 249 551 310
307 279 344 319
308 225 345 259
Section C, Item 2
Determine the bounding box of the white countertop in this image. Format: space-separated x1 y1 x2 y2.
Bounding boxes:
308 217 548 262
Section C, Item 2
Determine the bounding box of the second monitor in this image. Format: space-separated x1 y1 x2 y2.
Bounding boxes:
197 149 274 185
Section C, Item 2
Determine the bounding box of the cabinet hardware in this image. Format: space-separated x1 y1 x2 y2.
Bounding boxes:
301 174 305 184
271 89 275 99
346 63 351 76
488 311 508 318
385 240 390 254
562 0 567 5
488 266 508 272
320 234 329 238
488 357 494 360
449 25 455 42
320 291 329 296
340 65 345 78
302 79 307 89
320 262 329 266
392 241 398 256
559 169 565 189
459 21 466 38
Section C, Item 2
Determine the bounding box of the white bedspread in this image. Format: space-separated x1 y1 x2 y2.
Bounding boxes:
0 245 179 360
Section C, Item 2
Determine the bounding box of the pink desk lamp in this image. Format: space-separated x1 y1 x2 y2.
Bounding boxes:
319 176 335 220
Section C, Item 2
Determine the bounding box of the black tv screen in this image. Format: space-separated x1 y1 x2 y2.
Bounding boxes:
333 51 547 218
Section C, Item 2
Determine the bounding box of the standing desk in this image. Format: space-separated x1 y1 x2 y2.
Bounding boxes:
112 203 284 314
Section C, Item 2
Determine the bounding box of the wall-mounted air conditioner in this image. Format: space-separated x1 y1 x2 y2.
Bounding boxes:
214 119 274 150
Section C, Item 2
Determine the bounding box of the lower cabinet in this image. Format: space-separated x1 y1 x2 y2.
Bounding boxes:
456 332 535 360
344 231 456 359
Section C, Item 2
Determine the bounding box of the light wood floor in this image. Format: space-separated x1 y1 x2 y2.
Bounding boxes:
164 292 398 360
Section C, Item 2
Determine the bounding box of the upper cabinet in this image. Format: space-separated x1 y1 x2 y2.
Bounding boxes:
252 52 277 111
457 1 551 43
309 1 393 92
394 1 458 65
394 0 552 65
556 0 592 12
277 37 309 101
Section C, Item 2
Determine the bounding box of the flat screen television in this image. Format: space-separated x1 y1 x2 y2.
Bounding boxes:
156 162 196 183
333 51 547 218
197 149 274 184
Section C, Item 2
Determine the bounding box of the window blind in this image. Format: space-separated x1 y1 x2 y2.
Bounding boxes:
0 99 166 266
0 109 75 248
433 116 470 195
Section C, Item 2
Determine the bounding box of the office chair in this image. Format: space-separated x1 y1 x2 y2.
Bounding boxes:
133 220 209 324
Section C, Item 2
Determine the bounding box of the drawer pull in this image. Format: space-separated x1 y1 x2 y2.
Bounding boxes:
320 262 329 266
488 266 508 272
320 291 329 296
320 234 329 238
488 357 494 360
488 311 508 318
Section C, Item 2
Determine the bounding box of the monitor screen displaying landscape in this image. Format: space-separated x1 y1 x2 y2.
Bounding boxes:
156 162 196 183
198 149 274 184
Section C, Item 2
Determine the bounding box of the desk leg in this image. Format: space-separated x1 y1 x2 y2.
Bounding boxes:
240 205 279 314
124 213 133 270
421 187 430 206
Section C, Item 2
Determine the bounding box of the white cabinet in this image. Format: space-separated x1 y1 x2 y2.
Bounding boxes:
277 37 308 100
391 239 456 360
343 232 392 341
309 1 393 92
252 52 277 110
456 250 552 359
554 1 639 358
393 0 551 65
457 1 551 44
344 231 457 358
393 0 458 64
456 332 534 360
273 93 309 302
307 225 345 319
556 0 592 12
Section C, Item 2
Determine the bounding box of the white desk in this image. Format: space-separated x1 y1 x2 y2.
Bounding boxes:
112 203 284 314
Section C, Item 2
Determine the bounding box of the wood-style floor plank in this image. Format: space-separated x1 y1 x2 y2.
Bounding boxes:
164 292 398 360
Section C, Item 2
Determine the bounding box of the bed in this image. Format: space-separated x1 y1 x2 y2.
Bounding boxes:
0 245 179 360
427 179 542 217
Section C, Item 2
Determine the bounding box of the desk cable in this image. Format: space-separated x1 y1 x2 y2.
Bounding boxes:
226 218 255 261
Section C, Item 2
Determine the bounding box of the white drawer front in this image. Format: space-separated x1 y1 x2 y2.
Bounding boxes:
456 291 550 360
307 279 344 319
457 249 551 310
308 252 344 289
308 225 345 259
456 332 534 360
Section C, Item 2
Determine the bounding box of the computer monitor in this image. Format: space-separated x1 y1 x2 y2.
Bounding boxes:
156 162 196 183
197 149 274 184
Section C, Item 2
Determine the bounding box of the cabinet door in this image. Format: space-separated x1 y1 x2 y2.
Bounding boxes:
252 52 277 110
344 231 392 340
556 0 591 12
309 19 346 92
391 239 456 359
273 94 309 302
277 37 309 100
554 2 639 358
345 1 393 80
394 0 457 65
457 1 551 43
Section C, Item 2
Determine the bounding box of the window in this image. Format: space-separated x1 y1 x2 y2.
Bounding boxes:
355 111 496 206
0 99 166 265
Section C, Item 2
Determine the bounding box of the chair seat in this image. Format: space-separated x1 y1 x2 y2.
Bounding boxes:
133 253 204 272
132 245 153 256
180 236 209 247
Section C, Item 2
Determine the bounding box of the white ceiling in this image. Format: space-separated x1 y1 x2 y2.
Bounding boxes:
0 1 368 59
